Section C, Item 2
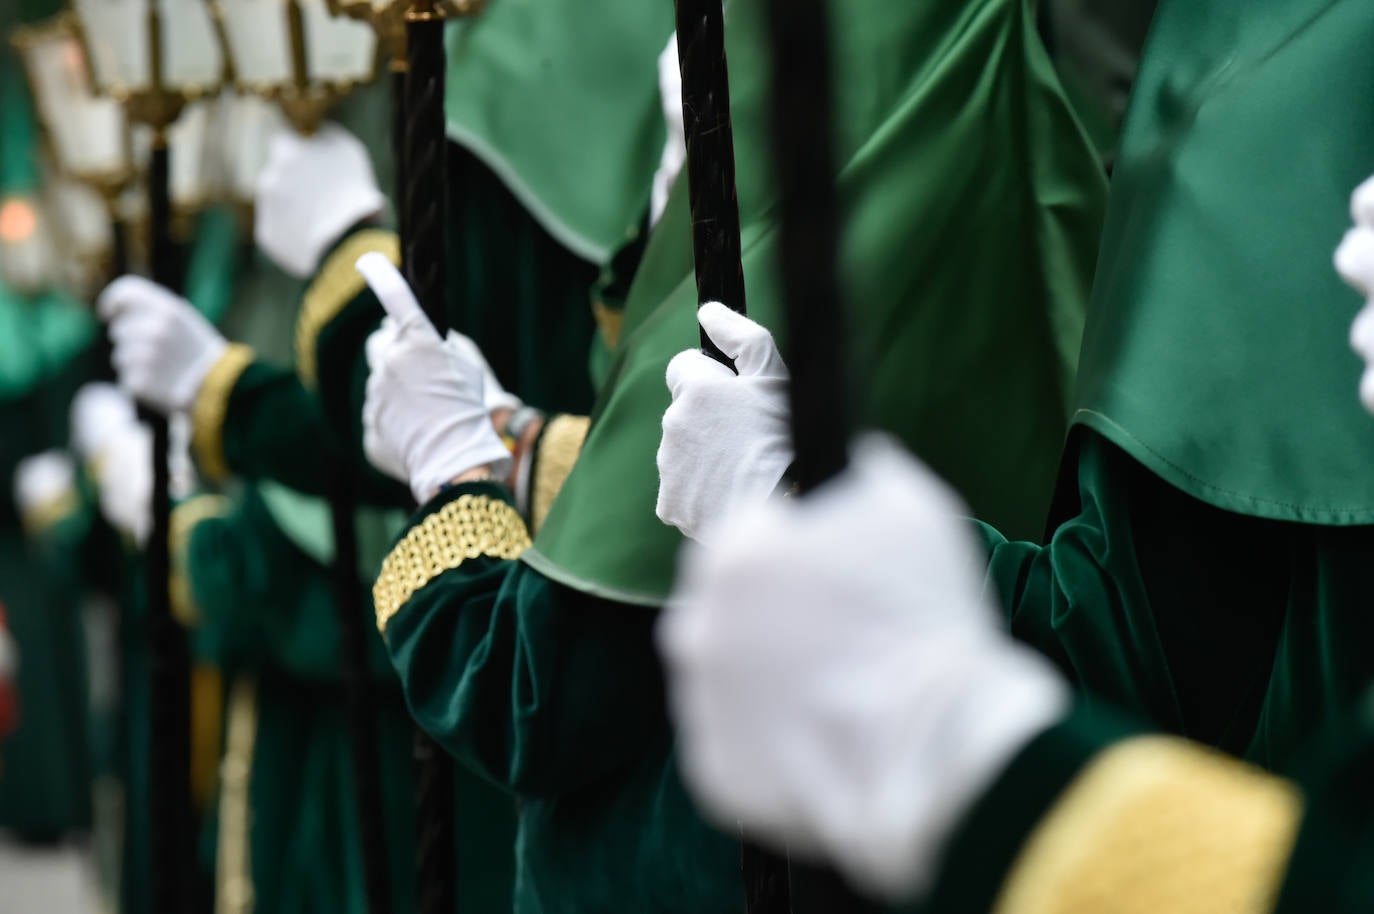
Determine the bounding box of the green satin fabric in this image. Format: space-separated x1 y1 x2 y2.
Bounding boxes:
527 0 1106 605
444 0 672 263
1073 0 1374 524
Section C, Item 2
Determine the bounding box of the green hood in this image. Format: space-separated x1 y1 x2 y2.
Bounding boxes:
1072 0 1374 524
523 0 1107 605
444 0 673 263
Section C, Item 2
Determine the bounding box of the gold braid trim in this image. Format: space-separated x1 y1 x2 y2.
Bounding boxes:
295 228 401 387
373 494 531 633
216 677 258 914
531 414 590 534
992 737 1302 914
591 299 624 350
20 487 80 536
190 344 256 484
170 495 232 628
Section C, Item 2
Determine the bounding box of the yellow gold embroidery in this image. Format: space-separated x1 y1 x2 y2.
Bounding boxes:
216 677 258 914
169 494 231 628
295 229 400 387
20 487 80 536
993 736 1302 914
373 494 531 633
190 344 256 484
531 414 589 534
591 299 624 350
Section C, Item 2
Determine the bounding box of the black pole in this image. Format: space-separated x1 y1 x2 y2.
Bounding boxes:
402 10 457 914
674 0 747 356
765 0 848 493
328 476 394 914
672 3 792 911
145 138 193 914
761 2 875 912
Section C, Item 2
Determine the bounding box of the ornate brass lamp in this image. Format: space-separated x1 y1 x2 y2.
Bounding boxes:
63 5 224 914
212 0 376 134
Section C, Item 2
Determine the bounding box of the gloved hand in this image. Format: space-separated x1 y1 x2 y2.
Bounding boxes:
1335 174 1374 414
255 123 386 278
659 434 1069 901
70 382 136 461
97 276 228 415
357 253 513 503
656 302 793 546
94 419 153 545
444 331 522 414
13 451 75 516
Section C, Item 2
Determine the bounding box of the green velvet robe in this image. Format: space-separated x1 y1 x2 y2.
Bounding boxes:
380 482 740 913
978 0 1374 770
183 486 516 914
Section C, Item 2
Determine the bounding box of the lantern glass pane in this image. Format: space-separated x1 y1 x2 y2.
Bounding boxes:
156 0 224 93
19 26 129 179
216 0 293 89
71 0 152 92
302 0 376 84
72 0 223 95
48 174 113 258
215 93 284 203
167 100 216 207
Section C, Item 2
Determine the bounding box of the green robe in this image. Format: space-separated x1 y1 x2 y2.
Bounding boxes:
382 483 740 914
0 288 97 839
377 0 1104 909
184 486 516 914
979 0 1374 768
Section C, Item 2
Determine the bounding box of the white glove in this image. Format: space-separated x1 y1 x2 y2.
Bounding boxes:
1335 174 1374 414
650 34 686 227
255 123 386 279
97 276 228 416
94 420 153 545
357 253 512 503
444 331 522 414
659 434 1069 901
70 382 137 461
656 302 794 546
14 451 75 514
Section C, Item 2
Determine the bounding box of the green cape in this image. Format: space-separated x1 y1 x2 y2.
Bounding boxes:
1073 0 1374 524
444 0 672 263
524 0 1107 605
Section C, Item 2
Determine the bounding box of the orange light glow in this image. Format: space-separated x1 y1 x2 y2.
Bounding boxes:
0 199 38 244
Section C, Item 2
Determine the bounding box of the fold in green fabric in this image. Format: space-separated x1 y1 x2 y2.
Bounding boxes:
526 0 1107 605
444 0 673 263
1073 0 1374 524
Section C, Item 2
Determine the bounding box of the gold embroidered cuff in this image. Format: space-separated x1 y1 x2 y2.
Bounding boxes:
531 414 590 534
170 494 231 628
373 493 531 633
190 344 256 484
592 299 624 350
20 487 80 537
295 228 401 387
992 736 1301 914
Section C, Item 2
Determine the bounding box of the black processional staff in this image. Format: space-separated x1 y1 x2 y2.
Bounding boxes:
400 4 458 914
214 0 397 905
670 2 792 912
143 130 195 914
762 1 879 912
